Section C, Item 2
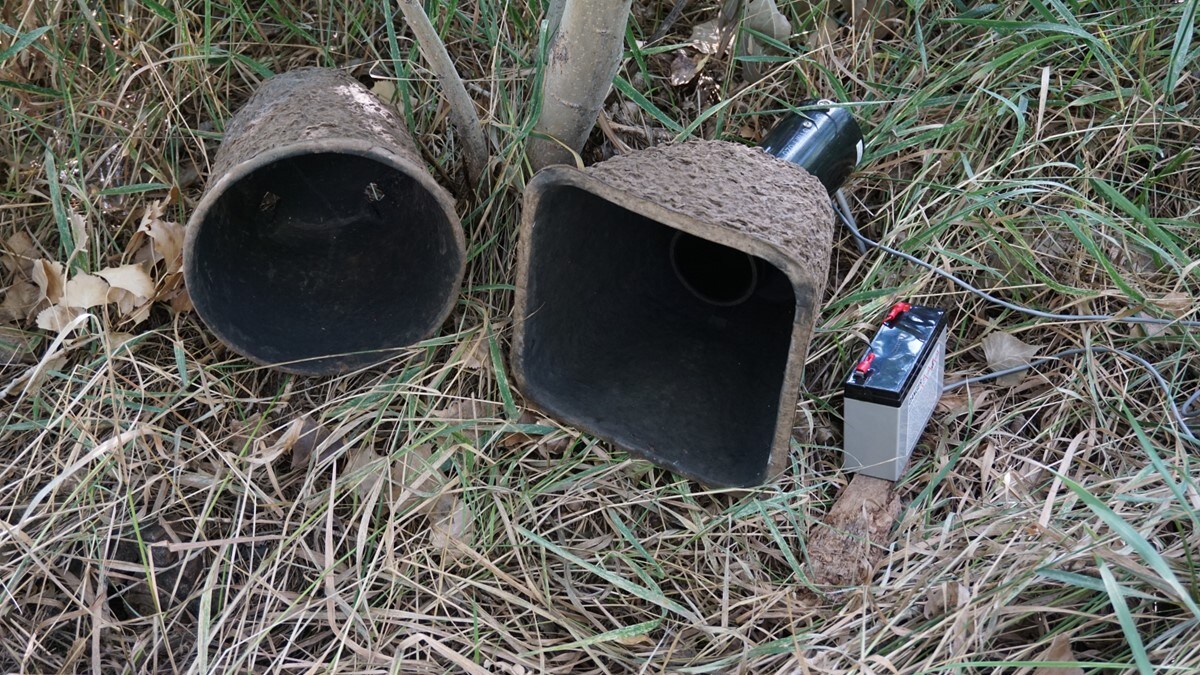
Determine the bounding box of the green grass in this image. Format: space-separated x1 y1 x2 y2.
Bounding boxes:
1 0 1198 672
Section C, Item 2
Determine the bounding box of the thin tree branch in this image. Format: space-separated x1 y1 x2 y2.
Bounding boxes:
396 0 489 185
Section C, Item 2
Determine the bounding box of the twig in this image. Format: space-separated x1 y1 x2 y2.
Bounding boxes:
396 0 489 185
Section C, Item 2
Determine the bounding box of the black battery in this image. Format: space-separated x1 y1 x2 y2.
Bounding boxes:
842 302 947 480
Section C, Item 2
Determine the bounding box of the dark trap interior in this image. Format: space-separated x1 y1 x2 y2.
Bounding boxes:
188 151 461 373
519 185 799 486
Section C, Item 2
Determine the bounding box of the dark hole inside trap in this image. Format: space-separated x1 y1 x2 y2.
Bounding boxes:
670 231 759 306
520 186 798 487
189 151 460 373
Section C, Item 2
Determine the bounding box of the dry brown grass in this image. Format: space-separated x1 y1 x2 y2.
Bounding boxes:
1 0 1198 673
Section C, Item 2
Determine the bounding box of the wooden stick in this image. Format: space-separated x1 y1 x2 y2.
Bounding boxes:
397 0 488 184
804 473 901 587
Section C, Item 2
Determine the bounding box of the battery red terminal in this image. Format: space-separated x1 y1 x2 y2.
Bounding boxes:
854 351 876 378
884 301 912 325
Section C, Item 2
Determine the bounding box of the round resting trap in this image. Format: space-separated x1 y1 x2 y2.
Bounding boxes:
184 68 465 375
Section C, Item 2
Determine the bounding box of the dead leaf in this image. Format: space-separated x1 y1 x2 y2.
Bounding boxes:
104 332 138 355
393 444 451 506
137 202 185 274
107 522 204 617
429 489 473 557
807 14 839 51
746 0 790 38
923 581 970 618
1135 312 1170 338
434 398 501 422
69 212 89 263
669 51 702 86
1 280 42 323
840 0 905 39
342 446 390 501
371 79 397 103
96 263 155 299
107 288 152 325
288 415 347 470
433 398 502 446
740 0 791 81
689 19 722 54
62 273 110 309
981 331 1040 386
0 350 67 399
501 410 547 446
0 326 39 365
36 305 84 333
1032 634 1084 675
169 287 194 313
31 259 65 305
2 232 38 276
461 336 491 371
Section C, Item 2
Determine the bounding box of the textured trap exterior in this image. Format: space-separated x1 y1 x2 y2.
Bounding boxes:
184 68 465 375
513 140 835 487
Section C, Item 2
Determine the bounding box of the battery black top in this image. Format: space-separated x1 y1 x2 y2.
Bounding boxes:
843 304 947 407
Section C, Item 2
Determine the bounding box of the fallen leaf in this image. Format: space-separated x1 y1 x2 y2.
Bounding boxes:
739 0 791 81
137 203 185 274
0 350 67 399
429 489 473 557
840 0 905 39
807 14 839 51
389 443 446 509
0 326 39 365
343 446 387 500
0 280 42 323
371 79 397 103
36 305 84 333
689 19 722 54
1135 312 1170 338
981 331 1040 386
31 259 65 305
288 415 348 470
107 288 152 325
69 212 89 263
669 51 702 86
2 232 38 276
1153 291 1192 316
96 263 155 299
104 332 139 355
62 273 110 309
433 398 502 446
500 410 547 446
1032 634 1084 675
746 0 791 37
168 287 194 313
433 398 501 422
923 581 970 618
461 336 490 371
107 522 204 618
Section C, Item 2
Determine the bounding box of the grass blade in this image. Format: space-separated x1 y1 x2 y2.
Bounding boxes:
612 74 684 135
523 618 661 655
1098 559 1154 675
1165 0 1197 96
0 25 51 62
1060 473 1200 618
518 525 700 623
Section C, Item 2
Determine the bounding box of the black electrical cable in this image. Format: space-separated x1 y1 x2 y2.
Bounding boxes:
832 190 1200 329
943 346 1197 444
832 190 1199 444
